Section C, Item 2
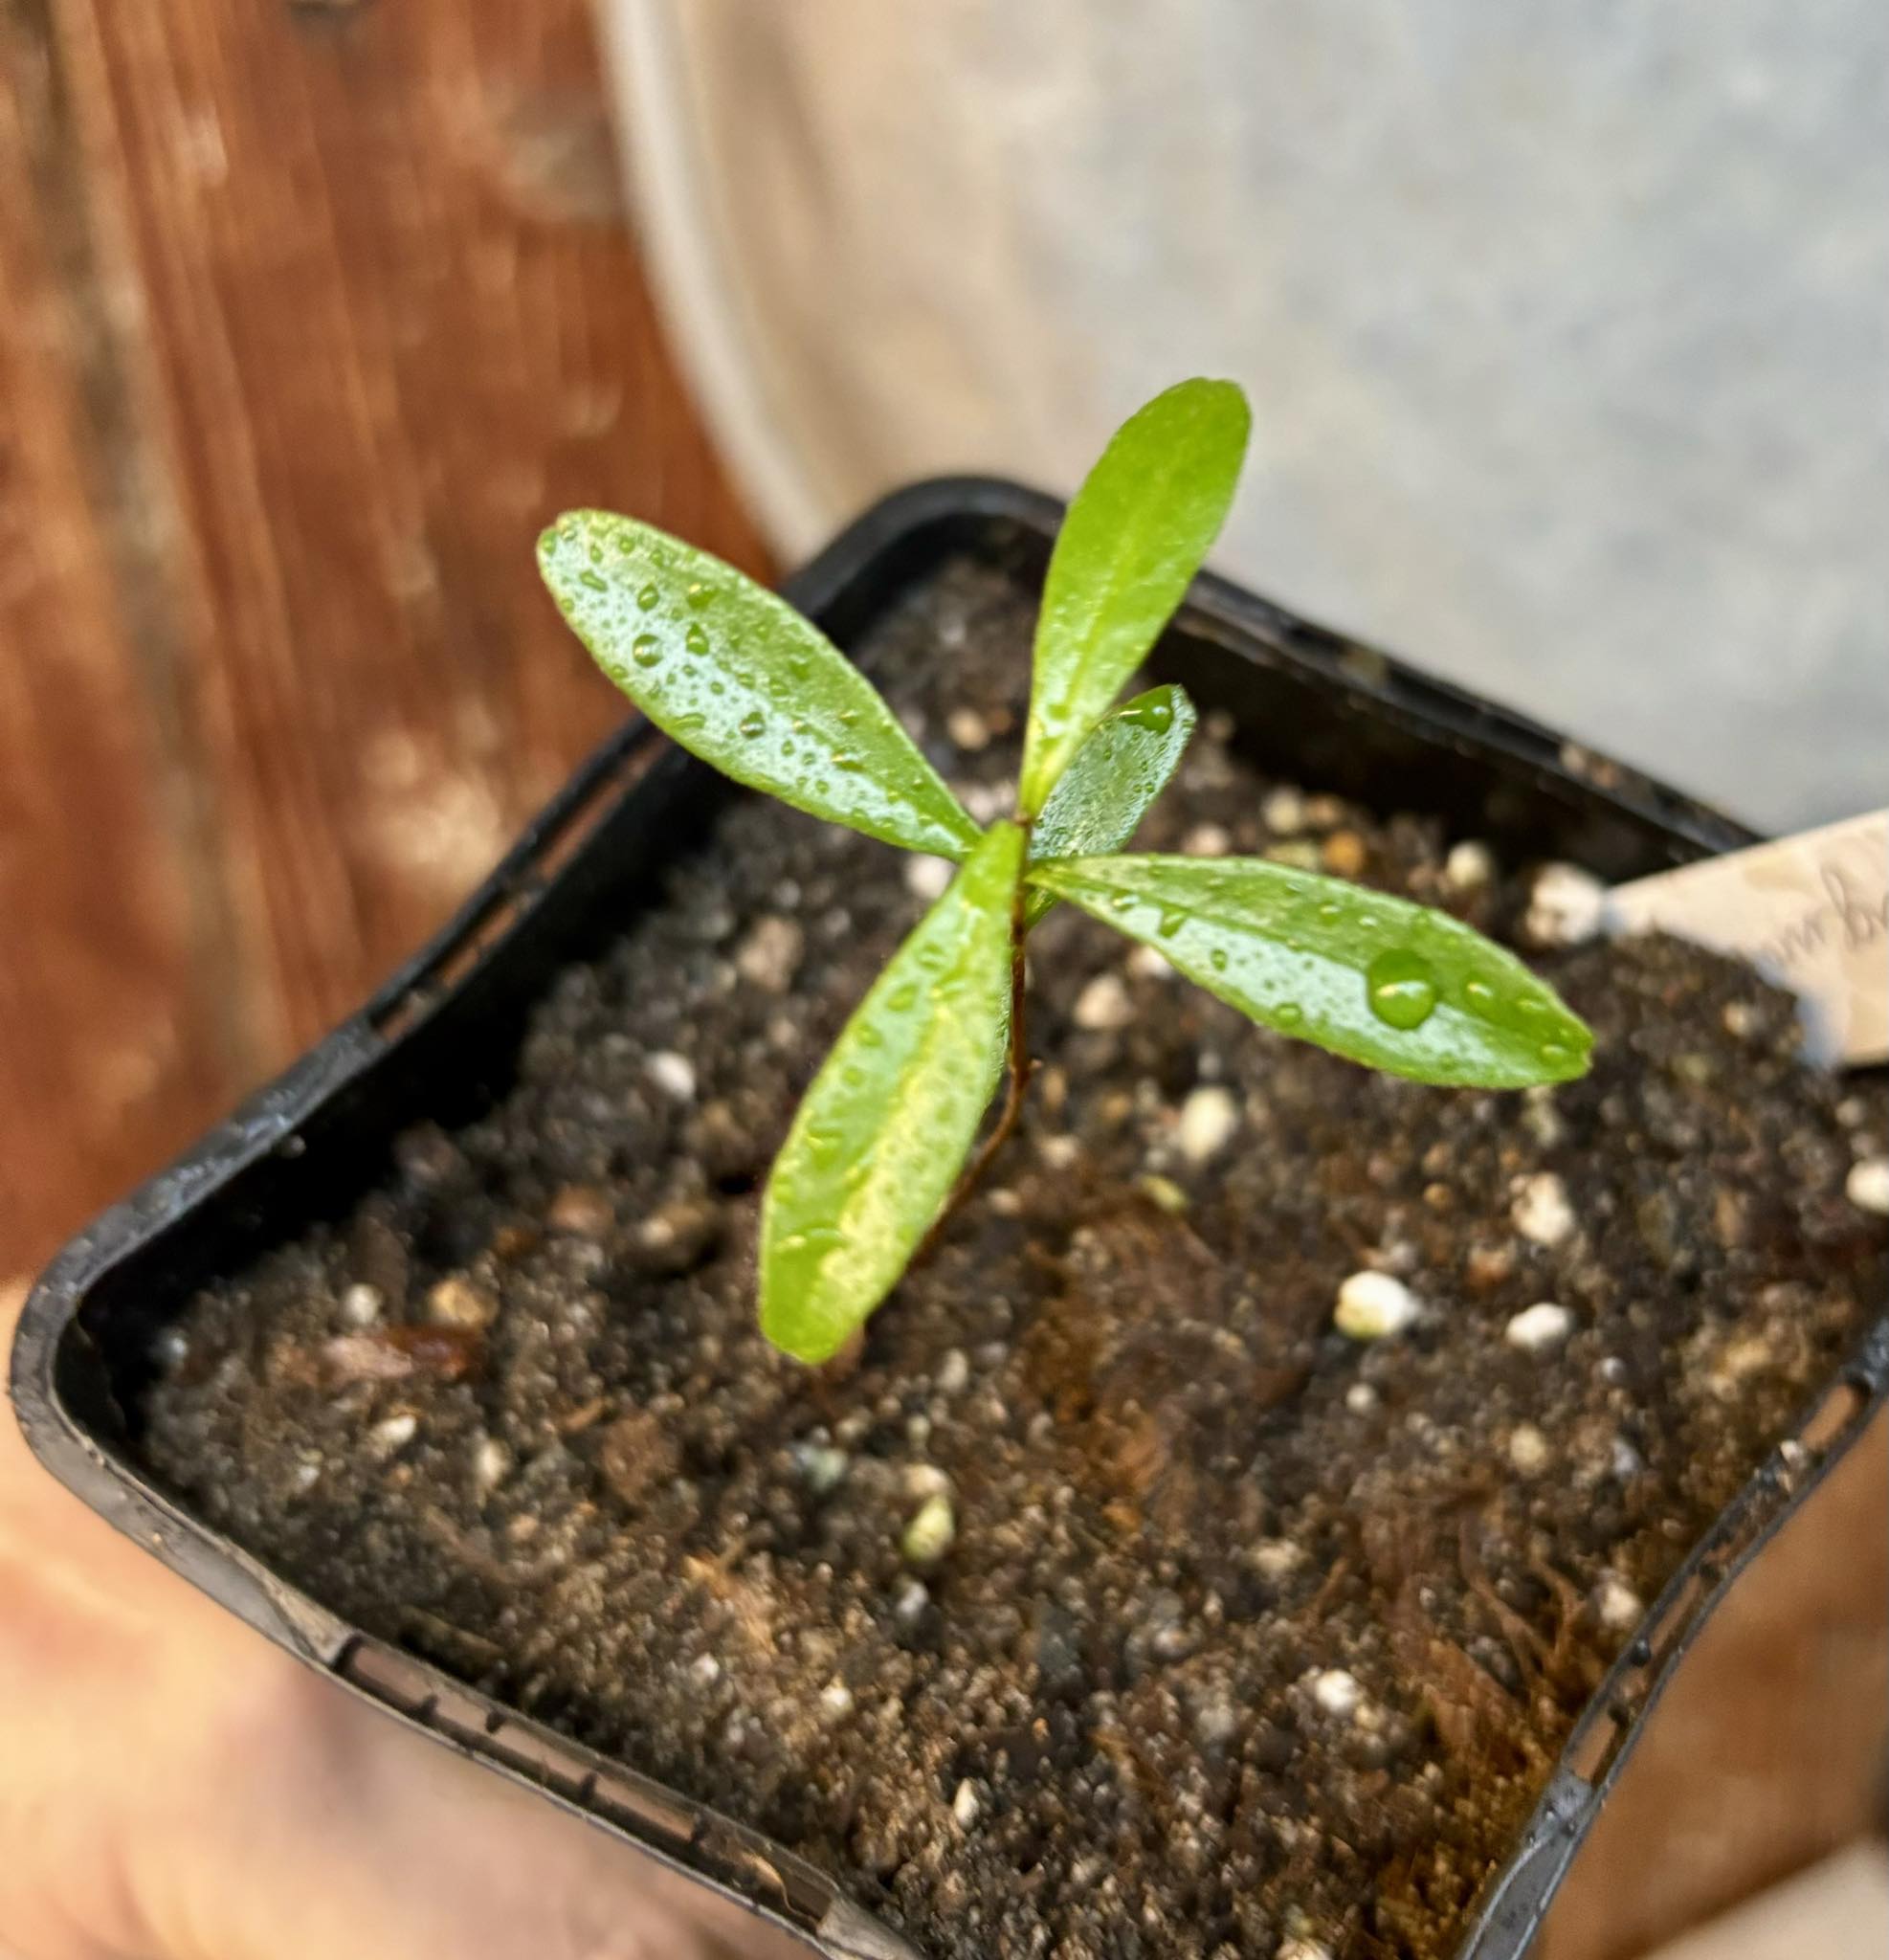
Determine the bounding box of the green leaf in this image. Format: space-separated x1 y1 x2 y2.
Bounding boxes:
1017 379 1251 815
540 511 981 859
761 822 1025 1363
1023 684 1196 928
1028 855 1593 1087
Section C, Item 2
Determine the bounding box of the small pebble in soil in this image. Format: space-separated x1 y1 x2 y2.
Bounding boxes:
1038 1134 1081 1169
734 916 803 993
1128 944 1174 980
1522 1085 1567 1148
946 707 990 751
936 1348 969 1395
426 1276 496 1329
339 1282 383 1327
1074 972 1133 1031
1278 1939 1337 1960
1253 1539 1304 1578
890 1576 930 1632
1261 784 1306 833
645 1051 696 1102
1334 1270 1420 1341
1312 1669 1364 1720
547 1184 614 1238
820 1681 854 1718
1507 1424 1552 1476
951 1778 982 1828
1505 1303 1574 1353
791 1442 849 1494
473 1437 511 1496
1445 839 1495 889
370 1413 418 1456
153 1325 189 1370
1512 1171 1577 1247
904 855 954 902
1345 1382 1380 1413
1177 1085 1240 1163
690 1653 722 1686
630 1198 721 1274
1138 1172 1189 1214
1184 821 1231 858
1845 1158 1889 1216
1525 861 1607 946
901 1492 956 1568
1321 829 1367 877
1594 1573 1643 1632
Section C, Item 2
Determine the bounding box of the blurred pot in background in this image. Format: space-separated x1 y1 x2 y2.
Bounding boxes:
599 0 1888 831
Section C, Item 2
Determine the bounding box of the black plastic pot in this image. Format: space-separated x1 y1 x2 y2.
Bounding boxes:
12 480 1887 1960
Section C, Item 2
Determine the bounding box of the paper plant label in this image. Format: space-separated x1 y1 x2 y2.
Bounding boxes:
1607 810 1887 1066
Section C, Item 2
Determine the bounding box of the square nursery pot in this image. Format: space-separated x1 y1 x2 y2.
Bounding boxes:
12 479 1888 1960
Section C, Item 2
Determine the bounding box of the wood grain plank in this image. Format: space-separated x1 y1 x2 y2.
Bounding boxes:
54 0 767 1060
0 5 241 1276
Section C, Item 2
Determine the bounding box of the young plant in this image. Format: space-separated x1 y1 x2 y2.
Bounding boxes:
539 379 1593 1363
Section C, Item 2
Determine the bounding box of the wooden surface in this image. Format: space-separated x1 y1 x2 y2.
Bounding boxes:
0 0 766 1283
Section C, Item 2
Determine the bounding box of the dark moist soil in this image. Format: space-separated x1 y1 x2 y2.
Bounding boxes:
144 554 1888 1960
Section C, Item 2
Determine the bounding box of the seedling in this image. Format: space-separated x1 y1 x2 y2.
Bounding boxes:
540 379 1593 1363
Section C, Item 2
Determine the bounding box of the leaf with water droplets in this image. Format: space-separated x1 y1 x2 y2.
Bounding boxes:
540 512 980 858
1024 684 1195 927
1027 855 1593 1086
1017 379 1250 815
761 823 1025 1362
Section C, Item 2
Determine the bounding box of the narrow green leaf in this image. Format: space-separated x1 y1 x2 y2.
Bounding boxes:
540 511 981 859
761 822 1025 1363
1023 684 1196 928
1017 379 1251 815
1029 855 1593 1087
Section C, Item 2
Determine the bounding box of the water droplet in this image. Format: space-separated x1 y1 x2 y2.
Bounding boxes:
636 583 660 612
1276 1002 1305 1029
631 634 661 666
1464 978 1496 1009
578 568 607 592
1366 948 1439 1031
588 543 604 566
1156 908 1187 941
708 679 725 697
1319 901 1344 924
1539 1041 1571 1069
685 623 710 655
1209 947 1229 972
888 985 919 1013
1110 894 1136 913
738 711 767 738
686 584 711 612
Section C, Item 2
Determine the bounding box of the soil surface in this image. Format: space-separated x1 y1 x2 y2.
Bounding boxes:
144 552 1888 1960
